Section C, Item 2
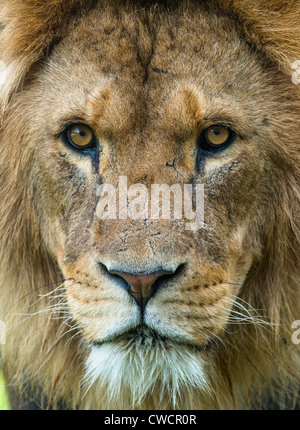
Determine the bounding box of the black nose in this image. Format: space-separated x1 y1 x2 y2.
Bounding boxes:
108 268 176 310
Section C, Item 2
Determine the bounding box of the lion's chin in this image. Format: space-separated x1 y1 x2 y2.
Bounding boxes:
84 326 211 408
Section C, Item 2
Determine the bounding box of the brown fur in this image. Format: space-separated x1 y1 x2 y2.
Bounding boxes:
0 0 299 409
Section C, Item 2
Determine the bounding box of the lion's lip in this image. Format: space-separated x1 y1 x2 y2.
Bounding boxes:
91 325 213 353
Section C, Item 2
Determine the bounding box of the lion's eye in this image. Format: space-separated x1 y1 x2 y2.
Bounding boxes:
200 125 235 151
65 124 95 150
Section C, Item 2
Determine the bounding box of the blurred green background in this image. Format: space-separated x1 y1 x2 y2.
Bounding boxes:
0 372 10 410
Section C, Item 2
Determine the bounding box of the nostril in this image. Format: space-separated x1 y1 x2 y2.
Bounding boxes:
151 263 184 292
99 262 130 290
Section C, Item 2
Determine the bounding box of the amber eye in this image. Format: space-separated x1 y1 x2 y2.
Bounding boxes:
65 124 95 149
200 125 235 151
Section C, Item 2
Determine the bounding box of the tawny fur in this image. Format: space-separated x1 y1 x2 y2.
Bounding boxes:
0 0 299 410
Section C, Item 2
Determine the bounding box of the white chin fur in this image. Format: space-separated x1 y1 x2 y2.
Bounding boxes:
83 328 210 408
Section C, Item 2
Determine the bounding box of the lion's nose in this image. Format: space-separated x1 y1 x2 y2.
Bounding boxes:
108 268 175 310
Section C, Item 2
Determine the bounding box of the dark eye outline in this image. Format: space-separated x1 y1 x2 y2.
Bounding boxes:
198 125 236 152
61 123 97 151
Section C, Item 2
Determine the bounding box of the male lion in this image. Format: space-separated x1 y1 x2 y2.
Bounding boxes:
0 0 299 410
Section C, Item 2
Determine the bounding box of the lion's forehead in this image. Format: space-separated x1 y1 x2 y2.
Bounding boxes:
43 3 272 134
65 5 239 77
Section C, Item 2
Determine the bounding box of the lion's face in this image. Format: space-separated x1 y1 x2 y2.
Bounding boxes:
11 3 296 405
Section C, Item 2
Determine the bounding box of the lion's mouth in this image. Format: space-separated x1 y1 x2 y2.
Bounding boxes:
92 325 213 353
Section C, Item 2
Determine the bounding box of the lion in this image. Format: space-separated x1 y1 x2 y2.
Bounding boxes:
0 0 299 410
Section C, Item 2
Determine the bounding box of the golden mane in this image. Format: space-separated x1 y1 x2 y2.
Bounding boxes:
0 0 299 409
